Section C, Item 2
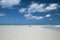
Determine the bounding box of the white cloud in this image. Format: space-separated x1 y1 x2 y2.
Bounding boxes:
30 16 44 20
45 3 59 10
21 11 51 20
24 13 44 20
0 13 5 16
24 13 32 18
45 14 51 17
27 3 59 13
35 16 44 20
19 3 60 20
28 3 46 13
19 8 26 13
19 3 60 13
0 0 21 8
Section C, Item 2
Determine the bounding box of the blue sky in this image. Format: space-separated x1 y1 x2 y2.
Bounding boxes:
0 0 60 25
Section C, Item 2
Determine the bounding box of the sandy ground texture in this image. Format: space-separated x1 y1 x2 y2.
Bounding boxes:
0 25 60 40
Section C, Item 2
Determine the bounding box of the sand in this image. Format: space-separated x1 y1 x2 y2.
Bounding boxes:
0 25 60 40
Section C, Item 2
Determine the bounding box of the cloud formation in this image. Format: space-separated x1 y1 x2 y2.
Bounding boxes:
19 3 60 20
45 3 59 10
19 8 26 13
19 3 59 13
0 13 5 16
0 0 21 8
24 14 44 20
45 14 51 17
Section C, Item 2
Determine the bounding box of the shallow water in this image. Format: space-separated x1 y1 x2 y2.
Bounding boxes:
0 25 60 40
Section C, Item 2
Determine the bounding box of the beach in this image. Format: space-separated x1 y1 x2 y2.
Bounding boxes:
0 25 60 40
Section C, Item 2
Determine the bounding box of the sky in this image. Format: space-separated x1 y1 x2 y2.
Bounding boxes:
0 0 60 25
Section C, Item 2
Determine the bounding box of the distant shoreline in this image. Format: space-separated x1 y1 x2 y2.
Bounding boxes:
0 24 60 25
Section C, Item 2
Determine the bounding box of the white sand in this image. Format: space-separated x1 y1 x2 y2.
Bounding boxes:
0 25 60 40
